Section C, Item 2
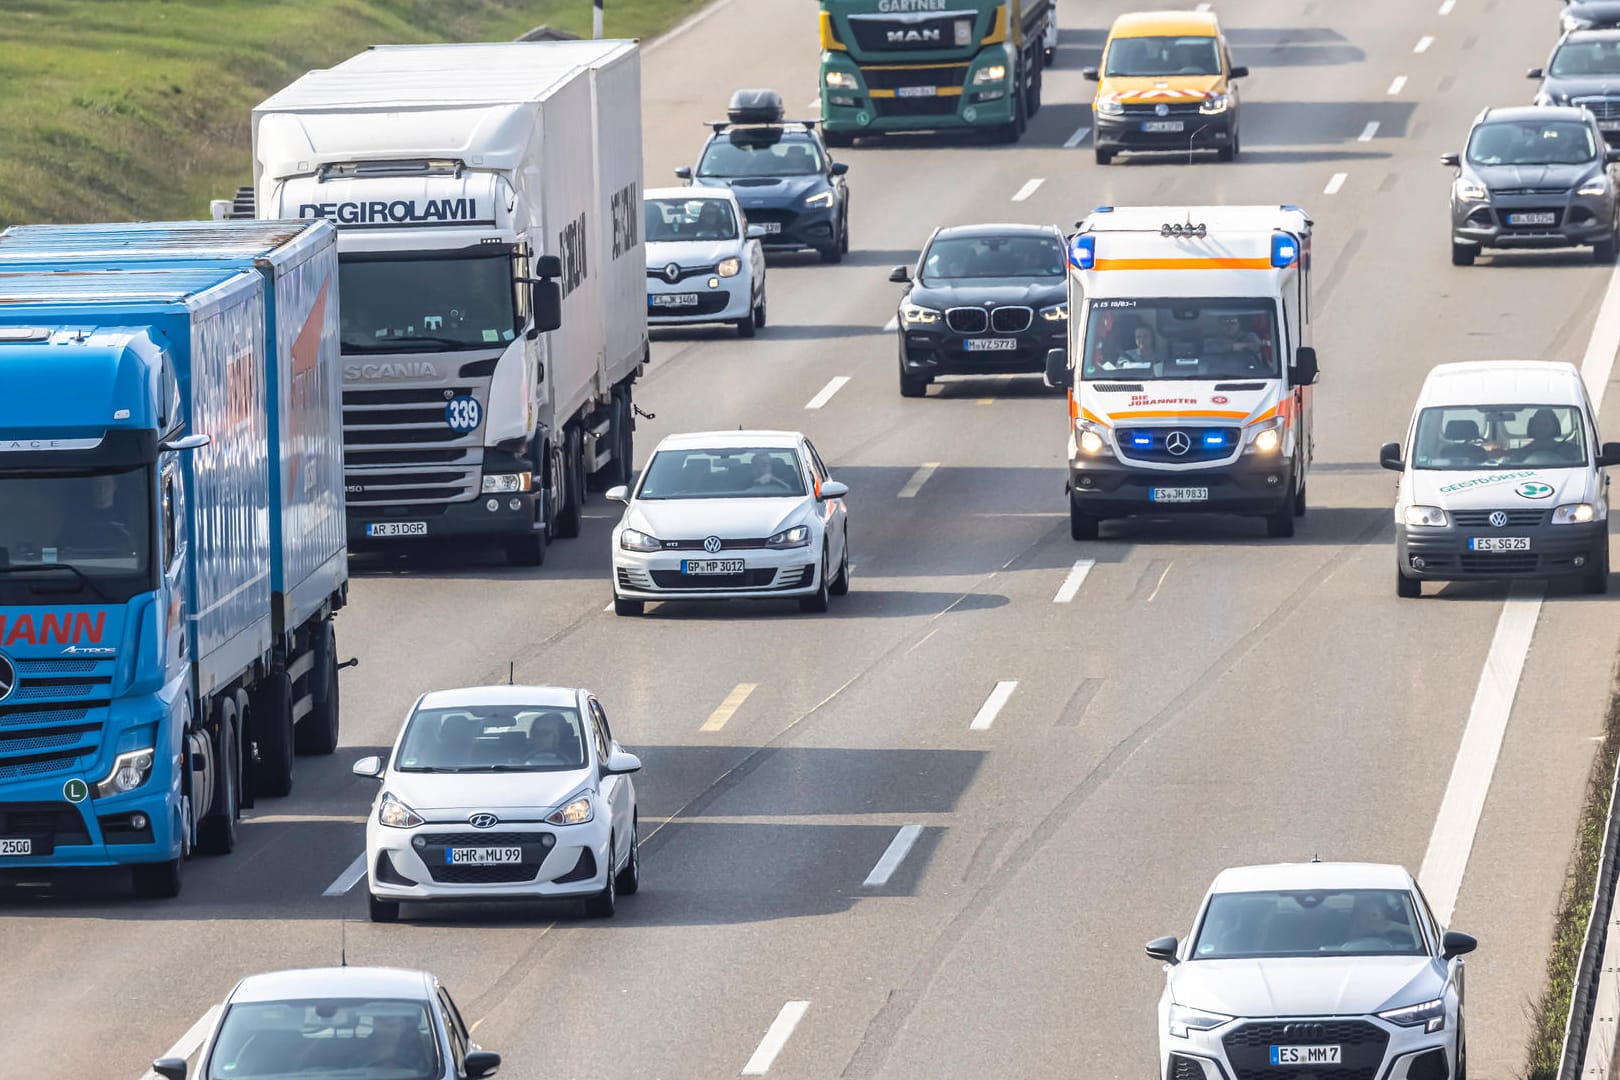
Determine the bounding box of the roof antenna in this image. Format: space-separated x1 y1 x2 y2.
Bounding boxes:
340 913 348 967
509 661 515 686
1310 852 1321 863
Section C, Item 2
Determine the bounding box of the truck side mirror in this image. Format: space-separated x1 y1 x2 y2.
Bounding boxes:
1144 936 1179 964
1290 346 1318 387
1608 149 1620 165
1599 441 1620 467
889 265 911 283
1082 67 1100 81
534 254 562 278
530 280 562 336
1044 347 1071 390
161 433 212 452
1379 441 1404 471
1439 152 1460 167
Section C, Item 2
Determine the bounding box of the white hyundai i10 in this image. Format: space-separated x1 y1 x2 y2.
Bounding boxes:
353 684 642 923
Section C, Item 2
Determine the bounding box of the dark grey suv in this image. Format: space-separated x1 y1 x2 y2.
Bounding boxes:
1445 105 1620 265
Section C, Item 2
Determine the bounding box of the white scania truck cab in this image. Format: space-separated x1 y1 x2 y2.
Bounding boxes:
1046 205 1319 539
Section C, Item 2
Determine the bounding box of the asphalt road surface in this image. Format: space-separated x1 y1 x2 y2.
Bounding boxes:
4 1 1619 1078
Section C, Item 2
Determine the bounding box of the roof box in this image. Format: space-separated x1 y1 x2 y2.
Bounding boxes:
728 88 784 125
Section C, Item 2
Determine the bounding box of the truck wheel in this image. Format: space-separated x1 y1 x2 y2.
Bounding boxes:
592 389 634 489
294 622 341 755
554 428 583 539
1069 491 1100 540
251 671 295 799
506 530 546 566
1397 568 1422 598
1027 58 1043 117
1264 501 1296 538
132 859 181 899
995 86 1026 144
1596 226 1619 264
196 698 239 855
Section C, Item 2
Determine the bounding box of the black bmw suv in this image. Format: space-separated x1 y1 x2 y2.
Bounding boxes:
888 224 1069 397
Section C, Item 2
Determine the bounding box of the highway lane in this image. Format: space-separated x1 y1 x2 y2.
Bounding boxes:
1 0 1617 1077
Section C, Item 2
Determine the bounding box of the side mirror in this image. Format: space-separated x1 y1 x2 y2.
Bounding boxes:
818 479 849 500
1044 347 1071 390
465 1050 502 1079
889 265 911 283
1229 64 1249 79
1290 345 1319 387
1379 441 1405 471
351 755 384 779
530 280 562 336
830 161 849 176
1439 152 1461 167
1528 67 1544 80
152 1059 188 1080
160 433 212 452
1441 931 1477 960
1607 149 1620 165
746 223 768 239
674 165 693 181
603 750 642 776
1144 935 1179 964
1599 441 1620 467
605 484 630 503
1082 66 1100 81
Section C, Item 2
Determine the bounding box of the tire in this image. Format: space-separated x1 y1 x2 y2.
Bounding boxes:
1584 540 1610 594
1095 146 1114 166
1027 60 1043 117
613 596 644 617
840 209 850 255
1044 46 1056 67
506 530 546 566
1069 490 1100 541
995 87 1026 144
736 292 758 337
1451 241 1477 267
1264 501 1296 538
593 389 633 489
753 288 768 329
553 429 583 539
1397 568 1422 598
1455 1023 1467 1080
829 533 850 596
585 841 618 917
294 622 340 756
369 893 400 924
1596 228 1618 264
824 129 854 149
899 370 928 398
819 237 843 265
251 671 295 799
196 700 239 855
1217 141 1235 162
132 859 181 899
1293 476 1307 517
615 816 640 895
799 548 831 613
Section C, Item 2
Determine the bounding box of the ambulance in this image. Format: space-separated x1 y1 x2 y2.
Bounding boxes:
1045 205 1318 539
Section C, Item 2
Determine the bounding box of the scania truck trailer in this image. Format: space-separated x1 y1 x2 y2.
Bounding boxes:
818 0 1054 145
250 40 648 565
0 252 347 898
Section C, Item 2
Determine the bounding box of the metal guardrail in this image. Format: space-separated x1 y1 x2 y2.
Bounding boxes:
1558 740 1620 1080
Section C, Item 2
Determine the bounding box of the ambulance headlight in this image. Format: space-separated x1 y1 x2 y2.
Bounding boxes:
1552 502 1598 525
1403 505 1450 528
1244 417 1286 455
1075 420 1110 455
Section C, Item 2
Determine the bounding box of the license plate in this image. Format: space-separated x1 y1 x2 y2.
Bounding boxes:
1142 120 1185 132
1508 212 1556 226
0 838 31 855
1151 487 1209 503
758 222 782 234
366 521 427 538
446 846 523 865
897 85 938 98
682 558 745 574
1469 536 1531 552
1601 120 1620 131
1270 1046 1341 1066
651 293 700 308
965 338 1018 351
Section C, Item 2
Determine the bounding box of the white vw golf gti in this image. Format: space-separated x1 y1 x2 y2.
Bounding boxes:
644 185 768 336
1148 861 1475 1080
607 430 851 614
353 684 642 922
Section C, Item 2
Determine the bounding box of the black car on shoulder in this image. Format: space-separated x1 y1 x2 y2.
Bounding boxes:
1531 29 1620 141
676 89 851 264
1562 0 1620 32
888 224 1068 398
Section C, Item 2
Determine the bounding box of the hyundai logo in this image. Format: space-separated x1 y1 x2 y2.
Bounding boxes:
1489 510 1508 528
1155 103 1171 117
1165 431 1191 456
468 813 499 829
663 263 681 283
0 653 13 703
1282 1023 1327 1041
702 535 724 554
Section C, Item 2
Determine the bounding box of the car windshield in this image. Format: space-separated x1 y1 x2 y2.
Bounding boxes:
697 133 823 177
1466 120 1597 166
1411 403 1588 469
338 252 518 353
1550 39 1620 77
921 235 1066 283
645 197 739 242
394 705 589 773
637 447 807 499
1104 35 1222 77
0 467 153 601
1081 298 1281 381
1192 888 1429 960
206 998 440 1079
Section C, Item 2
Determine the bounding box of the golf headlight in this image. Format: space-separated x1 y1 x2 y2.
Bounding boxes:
1200 93 1231 115
1377 998 1445 1033
481 472 532 494
1040 302 1068 322
805 190 836 209
1169 1004 1233 1039
1579 177 1610 197
825 70 858 90
546 792 594 826
1553 502 1598 524
1455 179 1488 202
767 525 811 549
901 302 941 326
1075 420 1109 455
378 792 424 829
1095 95 1124 116
95 748 155 798
973 63 1008 84
1404 505 1450 527
718 256 742 277
1244 417 1286 455
619 528 662 552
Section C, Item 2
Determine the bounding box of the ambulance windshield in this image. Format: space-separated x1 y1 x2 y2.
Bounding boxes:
1081 298 1280 381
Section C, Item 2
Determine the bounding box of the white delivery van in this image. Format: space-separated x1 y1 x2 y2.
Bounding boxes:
1381 360 1620 596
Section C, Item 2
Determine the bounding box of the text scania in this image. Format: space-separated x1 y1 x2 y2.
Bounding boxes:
298 199 479 225
877 0 948 11
0 611 107 647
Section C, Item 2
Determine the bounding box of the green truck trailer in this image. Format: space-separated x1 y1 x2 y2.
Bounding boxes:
818 0 1055 145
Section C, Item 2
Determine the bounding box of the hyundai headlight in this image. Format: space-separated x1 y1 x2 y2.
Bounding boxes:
1455 179 1488 202
767 525 811 549
1095 95 1124 116
1168 1004 1234 1039
1075 420 1110 455
1579 177 1610 197
546 792 594 826
718 256 742 277
619 528 662 552
95 748 155 798
901 303 941 326
1377 998 1445 1033
1403 505 1450 527
1040 302 1068 322
973 63 1007 84
378 791 424 829
825 70 858 90
805 190 836 209
1200 93 1230 115
1552 502 1599 524
481 472 532 494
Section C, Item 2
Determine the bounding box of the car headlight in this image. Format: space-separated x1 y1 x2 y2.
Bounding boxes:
1455 179 1488 202
95 747 155 798
546 792 594 826
378 791 424 829
1075 419 1110 455
805 190 836 209
1403 505 1450 527
1579 177 1610 197
825 70 858 90
1169 1004 1234 1039
1553 502 1599 524
1040 302 1068 322
718 256 742 277
1377 998 1445 1034
1200 93 1231 115
901 302 940 326
973 63 1007 84
1095 94 1124 116
481 472 532 494
619 527 662 552
1244 417 1286 455
767 524 812 549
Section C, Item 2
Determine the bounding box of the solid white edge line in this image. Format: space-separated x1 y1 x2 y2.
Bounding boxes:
1324 173 1348 195
742 1001 810 1075
642 0 737 52
1011 178 1045 202
323 851 368 897
1580 266 1620 409
804 375 851 410
864 824 925 886
1063 125 1092 148
1054 559 1095 603
1414 35 1434 53
897 463 939 499
883 315 899 332
970 680 1019 731
1357 121 1379 142
141 1005 223 1078
1388 75 1408 95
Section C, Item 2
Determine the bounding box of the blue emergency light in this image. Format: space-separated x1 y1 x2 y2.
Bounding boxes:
1070 234 1096 270
1271 232 1298 268
1131 434 1152 447
1204 433 1227 447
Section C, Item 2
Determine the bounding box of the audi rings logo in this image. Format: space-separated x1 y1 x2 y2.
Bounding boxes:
1281 1023 1327 1042
1165 431 1192 456
468 813 499 829
1155 103 1171 117
1489 510 1509 528
0 653 13 703
663 263 681 283
702 536 724 554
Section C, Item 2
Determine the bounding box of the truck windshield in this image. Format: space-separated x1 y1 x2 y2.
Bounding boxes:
1081 298 1280 381
1411 403 1588 470
0 468 153 602
338 252 518 353
1104 35 1222 78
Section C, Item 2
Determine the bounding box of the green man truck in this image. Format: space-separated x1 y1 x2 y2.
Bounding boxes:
818 0 1055 145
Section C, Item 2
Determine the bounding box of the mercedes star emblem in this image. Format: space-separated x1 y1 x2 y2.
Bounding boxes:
1165 431 1191 456
663 263 681 283
1489 510 1508 528
468 813 499 829
0 653 13 703
702 536 723 554
1155 103 1170 117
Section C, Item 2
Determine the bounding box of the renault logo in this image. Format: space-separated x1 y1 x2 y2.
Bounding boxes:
1489 510 1508 528
1165 431 1191 456
663 263 681 283
468 813 499 829
1155 103 1171 117
0 653 13 703
702 536 724 554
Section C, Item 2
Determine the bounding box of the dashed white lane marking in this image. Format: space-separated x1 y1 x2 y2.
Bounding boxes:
1053 559 1095 603
883 314 899 332
1417 585 1543 925
1358 121 1380 142
702 683 758 733
1324 172 1348 195
323 851 367 897
1438 0 1455 13
806 98 820 112
742 1001 810 1075
1414 35 1434 53
970 680 1019 731
1064 125 1092 148
141 1005 223 1079
1012 178 1045 202
897 463 939 499
864 824 924 886
1579 265 1620 405
1145 562 1173 603
1388 75 1408 95
804 375 850 410
603 601 616 612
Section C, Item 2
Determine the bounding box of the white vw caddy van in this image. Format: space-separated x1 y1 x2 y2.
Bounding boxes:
1381 361 1620 597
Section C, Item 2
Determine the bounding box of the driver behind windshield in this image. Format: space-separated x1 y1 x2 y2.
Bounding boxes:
53 474 135 556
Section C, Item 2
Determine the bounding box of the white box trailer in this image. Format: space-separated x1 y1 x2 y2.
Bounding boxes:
252 40 647 565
